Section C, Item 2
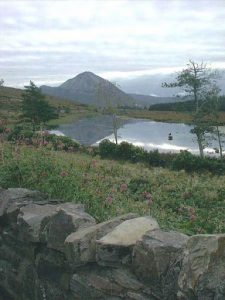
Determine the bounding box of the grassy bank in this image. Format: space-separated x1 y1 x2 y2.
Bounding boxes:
0 143 224 235
119 109 225 124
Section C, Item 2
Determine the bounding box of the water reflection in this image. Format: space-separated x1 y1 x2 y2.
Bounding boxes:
57 116 220 155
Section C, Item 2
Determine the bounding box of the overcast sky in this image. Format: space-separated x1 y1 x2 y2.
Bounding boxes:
1 0 225 88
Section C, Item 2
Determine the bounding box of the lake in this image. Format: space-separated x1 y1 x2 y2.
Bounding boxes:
54 115 220 155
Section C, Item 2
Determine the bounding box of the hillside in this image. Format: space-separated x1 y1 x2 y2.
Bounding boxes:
41 71 135 107
0 86 97 125
129 93 178 106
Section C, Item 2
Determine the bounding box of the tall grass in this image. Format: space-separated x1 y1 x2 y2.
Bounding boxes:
0 143 224 235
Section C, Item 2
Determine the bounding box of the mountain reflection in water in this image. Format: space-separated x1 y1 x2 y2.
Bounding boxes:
57 115 220 155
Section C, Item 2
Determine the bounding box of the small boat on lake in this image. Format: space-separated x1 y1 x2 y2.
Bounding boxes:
168 133 173 140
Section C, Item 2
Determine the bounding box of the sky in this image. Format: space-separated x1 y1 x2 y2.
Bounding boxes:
1 0 225 88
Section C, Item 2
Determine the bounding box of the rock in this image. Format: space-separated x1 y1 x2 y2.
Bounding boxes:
111 269 143 291
127 291 152 300
17 203 58 242
178 234 225 300
0 188 48 221
97 217 159 267
17 202 92 246
133 229 188 300
47 203 96 251
35 247 70 290
64 213 137 267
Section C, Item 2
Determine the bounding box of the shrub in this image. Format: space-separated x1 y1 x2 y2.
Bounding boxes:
116 142 137 161
45 134 80 151
172 150 225 174
7 124 34 142
98 139 117 158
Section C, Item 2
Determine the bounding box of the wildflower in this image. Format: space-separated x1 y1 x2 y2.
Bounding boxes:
92 160 97 167
4 127 11 133
40 171 47 177
43 141 49 146
60 170 69 177
106 195 113 205
142 191 153 206
188 207 196 222
189 214 196 222
120 183 128 193
43 131 50 136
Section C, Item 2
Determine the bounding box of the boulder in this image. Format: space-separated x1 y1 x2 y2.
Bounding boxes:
0 188 48 221
64 213 137 267
47 203 96 252
17 203 58 242
133 229 188 300
16 200 96 252
178 234 225 300
97 216 159 267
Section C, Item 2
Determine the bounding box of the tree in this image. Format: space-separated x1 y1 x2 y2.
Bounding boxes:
0 79 4 87
162 60 220 158
201 87 224 159
21 81 57 130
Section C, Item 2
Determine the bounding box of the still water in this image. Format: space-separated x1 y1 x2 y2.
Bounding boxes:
55 115 219 155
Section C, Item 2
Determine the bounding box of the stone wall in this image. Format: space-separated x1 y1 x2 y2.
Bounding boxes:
0 188 224 300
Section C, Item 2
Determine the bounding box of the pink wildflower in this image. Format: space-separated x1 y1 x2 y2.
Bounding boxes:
92 160 97 167
60 170 68 177
188 207 196 222
4 127 11 133
43 141 49 146
120 183 128 193
106 195 113 205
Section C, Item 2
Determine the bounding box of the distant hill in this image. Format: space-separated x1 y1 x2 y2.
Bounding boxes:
116 71 225 97
40 71 135 107
128 93 179 106
0 86 92 124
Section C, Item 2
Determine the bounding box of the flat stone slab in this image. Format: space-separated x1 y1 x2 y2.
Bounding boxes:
96 217 159 267
64 213 137 266
0 188 48 219
98 217 159 247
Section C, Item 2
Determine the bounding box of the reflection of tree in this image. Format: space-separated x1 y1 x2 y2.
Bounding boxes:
96 81 120 144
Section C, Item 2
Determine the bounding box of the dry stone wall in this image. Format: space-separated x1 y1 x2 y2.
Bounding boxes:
0 188 224 300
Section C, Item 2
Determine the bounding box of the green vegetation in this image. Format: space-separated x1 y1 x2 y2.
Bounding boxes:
119 109 195 123
0 85 98 126
0 142 224 235
150 95 225 112
21 81 57 130
163 60 221 158
99 139 225 175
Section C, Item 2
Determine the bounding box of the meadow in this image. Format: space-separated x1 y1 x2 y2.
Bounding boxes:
0 142 224 236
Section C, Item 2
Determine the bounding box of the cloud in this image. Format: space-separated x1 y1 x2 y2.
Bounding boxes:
0 0 225 87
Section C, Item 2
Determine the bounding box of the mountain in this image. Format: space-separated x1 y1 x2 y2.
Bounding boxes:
40 71 135 107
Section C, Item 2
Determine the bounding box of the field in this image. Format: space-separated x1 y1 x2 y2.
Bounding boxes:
0 143 224 236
